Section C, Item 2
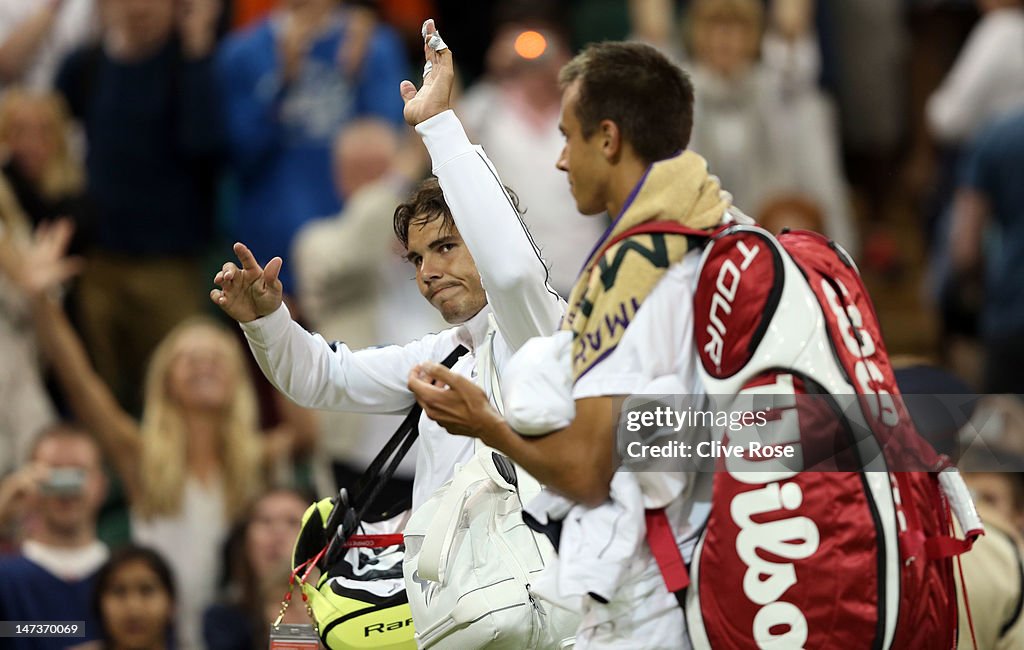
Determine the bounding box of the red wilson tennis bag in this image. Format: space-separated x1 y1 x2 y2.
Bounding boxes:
598 222 985 649
680 225 983 649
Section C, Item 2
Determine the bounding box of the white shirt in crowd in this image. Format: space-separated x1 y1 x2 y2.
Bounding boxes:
688 33 857 254
927 6 1024 144
0 0 98 90
22 539 108 582
131 478 227 650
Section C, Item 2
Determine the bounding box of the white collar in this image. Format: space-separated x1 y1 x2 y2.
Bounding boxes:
454 305 494 353
22 539 109 582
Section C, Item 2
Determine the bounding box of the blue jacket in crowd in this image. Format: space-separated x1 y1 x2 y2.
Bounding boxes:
216 13 406 293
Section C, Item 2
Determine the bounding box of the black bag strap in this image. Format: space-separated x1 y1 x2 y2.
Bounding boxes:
352 344 469 518
319 344 468 569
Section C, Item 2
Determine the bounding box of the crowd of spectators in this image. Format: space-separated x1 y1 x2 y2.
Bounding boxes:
0 1 1022 649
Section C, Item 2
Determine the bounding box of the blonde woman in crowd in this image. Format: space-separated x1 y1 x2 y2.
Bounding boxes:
1 219 313 649
0 89 88 235
0 87 90 274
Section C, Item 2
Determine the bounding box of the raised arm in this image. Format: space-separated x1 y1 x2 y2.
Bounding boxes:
400 20 564 351
761 0 820 88
419 113 564 348
0 2 61 84
213 241 452 414
0 463 48 531
237 301 435 414
215 34 287 175
2 222 143 501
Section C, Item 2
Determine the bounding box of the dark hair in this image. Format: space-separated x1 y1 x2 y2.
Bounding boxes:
758 193 826 234
219 486 316 594
558 41 694 164
393 177 524 249
93 546 176 641
217 485 316 641
394 178 454 249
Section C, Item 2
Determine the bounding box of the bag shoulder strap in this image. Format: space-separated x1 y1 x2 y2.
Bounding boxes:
321 345 469 566
595 221 721 263
353 344 469 517
479 313 503 416
646 508 689 608
416 452 491 583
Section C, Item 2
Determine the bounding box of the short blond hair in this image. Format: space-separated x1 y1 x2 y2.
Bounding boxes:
0 89 84 200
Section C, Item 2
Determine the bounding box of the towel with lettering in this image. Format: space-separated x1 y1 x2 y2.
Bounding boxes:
562 150 729 380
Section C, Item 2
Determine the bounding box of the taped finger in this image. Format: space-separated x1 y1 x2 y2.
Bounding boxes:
427 32 448 52
420 19 448 52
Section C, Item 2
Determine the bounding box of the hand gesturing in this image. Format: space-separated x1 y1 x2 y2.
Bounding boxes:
210 242 284 323
399 19 455 127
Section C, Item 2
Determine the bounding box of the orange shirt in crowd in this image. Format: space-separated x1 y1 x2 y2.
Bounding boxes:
231 1 436 34
232 0 277 29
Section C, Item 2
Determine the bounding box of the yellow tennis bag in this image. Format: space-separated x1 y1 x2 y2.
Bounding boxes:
291 346 467 649
294 495 414 649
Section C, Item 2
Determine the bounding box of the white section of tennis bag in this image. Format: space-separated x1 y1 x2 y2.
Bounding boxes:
403 444 577 649
688 226 899 649
939 468 984 538
403 316 577 648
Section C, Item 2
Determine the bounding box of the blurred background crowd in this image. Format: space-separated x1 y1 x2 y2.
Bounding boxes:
0 0 1023 648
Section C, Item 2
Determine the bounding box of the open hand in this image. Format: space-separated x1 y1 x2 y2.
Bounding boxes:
1 219 83 300
399 18 455 127
210 242 284 323
407 362 502 440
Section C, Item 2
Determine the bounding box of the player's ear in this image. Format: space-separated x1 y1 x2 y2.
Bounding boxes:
598 119 621 161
